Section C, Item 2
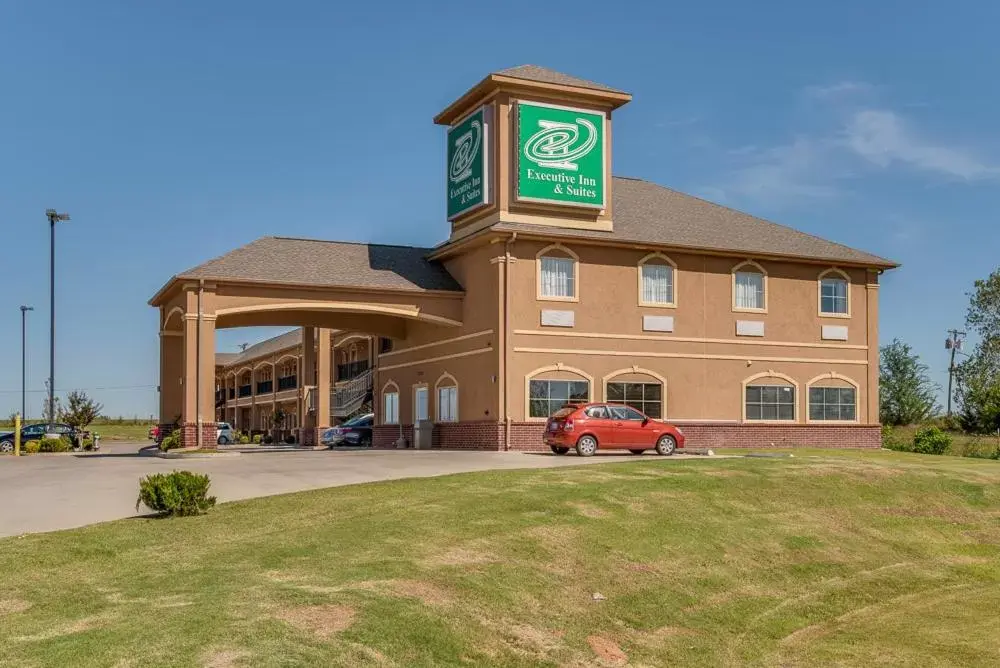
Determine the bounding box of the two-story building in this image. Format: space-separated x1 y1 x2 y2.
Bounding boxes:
151 65 896 450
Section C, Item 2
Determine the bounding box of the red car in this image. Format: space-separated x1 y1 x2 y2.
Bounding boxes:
544 403 685 456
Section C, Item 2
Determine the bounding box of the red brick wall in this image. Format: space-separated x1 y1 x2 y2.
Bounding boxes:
178 422 218 449
374 421 882 451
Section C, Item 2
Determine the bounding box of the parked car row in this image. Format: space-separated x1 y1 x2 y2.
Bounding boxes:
0 423 97 453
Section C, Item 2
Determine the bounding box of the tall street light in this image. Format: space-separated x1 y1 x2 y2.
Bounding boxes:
45 209 70 432
20 305 34 420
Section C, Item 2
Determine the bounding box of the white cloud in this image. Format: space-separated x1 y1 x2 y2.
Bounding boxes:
803 81 873 101
844 109 1000 180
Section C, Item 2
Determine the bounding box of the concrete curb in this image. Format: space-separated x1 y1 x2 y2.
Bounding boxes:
154 450 242 459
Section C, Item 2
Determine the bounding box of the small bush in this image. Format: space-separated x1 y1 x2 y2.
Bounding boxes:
38 437 71 453
912 426 952 455
136 470 216 517
22 440 41 454
252 434 262 444
263 434 274 444
881 425 911 452
81 438 95 451
158 431 181 452
238 433 251 445
284 434 296 445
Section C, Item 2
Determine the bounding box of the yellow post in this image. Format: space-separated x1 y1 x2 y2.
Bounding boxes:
14 413 21 457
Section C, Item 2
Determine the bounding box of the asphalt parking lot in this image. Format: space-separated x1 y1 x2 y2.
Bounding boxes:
0 442 708 537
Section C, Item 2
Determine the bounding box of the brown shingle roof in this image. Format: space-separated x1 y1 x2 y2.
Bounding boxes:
178 237 463 292
217 329 303 368
493 65 624 94
490 177 897 268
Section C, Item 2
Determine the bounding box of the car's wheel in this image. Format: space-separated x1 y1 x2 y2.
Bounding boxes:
655 435 677 456
218 436 229 445
629 449 645 455
575 435 598 457
0 440 13 454
550 446 570 455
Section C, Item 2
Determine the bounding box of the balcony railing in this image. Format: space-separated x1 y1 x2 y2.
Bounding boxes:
256 380 273 395
238 385 252 398
277 375 297 391
336 360 369 382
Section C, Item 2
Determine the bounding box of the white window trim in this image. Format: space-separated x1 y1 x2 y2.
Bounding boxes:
732 260 768 314
818 268 852 319
381 380 400 425
434 372 459 423
536 243 580 303
637 252 678 309
413 383 429 423
741 370 799 423
805 372 860 424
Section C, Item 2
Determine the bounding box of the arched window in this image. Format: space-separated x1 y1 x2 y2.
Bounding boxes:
733 260 767 312
536 244 579 301
435 373 458 423
819 268 850 317
604 368 667 418
381 381 400 425
743 371 798 422
638 253 677 307
807 373 858 422
526 365 592 419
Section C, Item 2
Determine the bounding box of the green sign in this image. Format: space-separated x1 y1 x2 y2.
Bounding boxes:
447 106 489 220
516 101 605 208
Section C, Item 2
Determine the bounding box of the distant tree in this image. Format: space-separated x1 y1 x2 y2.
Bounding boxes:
61 390 104 430
41 396 63 424
955 268 1000 433
880 339 939 426
5 411 18 426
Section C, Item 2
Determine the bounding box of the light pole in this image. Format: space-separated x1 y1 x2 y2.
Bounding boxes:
945 329 966 417
45 209 70 432
20 305 34 420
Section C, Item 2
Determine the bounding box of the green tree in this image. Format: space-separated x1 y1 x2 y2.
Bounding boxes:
41 396 63 424
879 339 939 426
955 268 1000 433
61 390 104 430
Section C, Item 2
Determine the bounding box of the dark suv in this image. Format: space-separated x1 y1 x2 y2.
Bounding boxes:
0 423 78 453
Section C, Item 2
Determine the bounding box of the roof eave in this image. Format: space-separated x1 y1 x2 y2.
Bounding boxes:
170 274 466 297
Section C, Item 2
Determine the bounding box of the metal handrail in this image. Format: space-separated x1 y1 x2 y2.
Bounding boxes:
332 368 373 417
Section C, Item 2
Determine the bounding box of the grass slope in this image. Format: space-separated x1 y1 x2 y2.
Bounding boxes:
0 451 998 667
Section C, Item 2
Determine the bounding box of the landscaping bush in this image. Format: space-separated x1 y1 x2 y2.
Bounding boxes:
136 471 216 517
252 434 262 444
238 432 251 445
881 425 911 452
37 437 71 453
22 440 40 454
912 426 952 455
284 434 296 444
158 431 181 452
80 438 95 451
263 434 274 444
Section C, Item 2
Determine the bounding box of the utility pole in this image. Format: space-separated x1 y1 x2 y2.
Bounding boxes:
20 305 34 420
945 329 966 417
45 209 70 434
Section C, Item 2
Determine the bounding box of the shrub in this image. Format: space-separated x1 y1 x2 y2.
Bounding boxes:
158 431 181 452
881 425 911 452
238 433 251 445
38 437 71 453
81 438 95 451
22 440 40 454
263 434 274 444
136 471 216 517
252 434 262 444
284 434 296 445
961 437 1000 460
912 426 952 455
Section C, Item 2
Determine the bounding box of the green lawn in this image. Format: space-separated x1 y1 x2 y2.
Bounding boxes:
1 451 998 667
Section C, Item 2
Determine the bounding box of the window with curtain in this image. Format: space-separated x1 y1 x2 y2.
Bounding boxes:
414 386 429 421
735 270 765 310
809 386 856 420
745 384 795 421
641 262 674 305
437 386 458 422
383 391 399 425
607 381 663 418
529 379 589 417
540 256 576 298
820 277 849 314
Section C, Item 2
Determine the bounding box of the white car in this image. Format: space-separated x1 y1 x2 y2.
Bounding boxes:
216 422 235 445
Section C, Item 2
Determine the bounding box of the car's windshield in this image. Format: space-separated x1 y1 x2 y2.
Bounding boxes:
344 414 372 427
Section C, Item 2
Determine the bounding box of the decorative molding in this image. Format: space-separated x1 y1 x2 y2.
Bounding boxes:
637 252 678 309
513 346 868 366
642 315 674 333
378 329 493 359
731 259 768 314
541 309 575 327
821 325 849 341
818 267 852 319
736 320 765 337
512 328 868 351
379 346 494 372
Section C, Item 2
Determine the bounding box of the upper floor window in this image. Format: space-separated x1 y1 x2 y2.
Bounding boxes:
733 260 767 312
638 253 676 307
819 269 850 316
537 244 579 301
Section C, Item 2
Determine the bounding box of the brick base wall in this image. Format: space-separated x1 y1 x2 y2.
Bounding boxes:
178 422 218 449
375 421 882 451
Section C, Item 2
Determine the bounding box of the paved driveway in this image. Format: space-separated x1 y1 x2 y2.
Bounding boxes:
0 443 707 537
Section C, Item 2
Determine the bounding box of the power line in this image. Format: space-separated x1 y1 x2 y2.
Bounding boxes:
0 384 157 394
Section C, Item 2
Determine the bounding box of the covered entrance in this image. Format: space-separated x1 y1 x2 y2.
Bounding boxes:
151 237 464 448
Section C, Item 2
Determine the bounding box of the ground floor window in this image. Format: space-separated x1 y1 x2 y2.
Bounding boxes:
383 392 399 424
746 385 795 421
809 386 856 421
529 379 589 418
437 386 458 422
607 382 663 418
414 386 429 422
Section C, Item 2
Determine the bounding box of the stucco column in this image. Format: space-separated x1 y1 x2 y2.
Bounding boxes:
316 328 331 432
300 329 316 444
181 287 218 448
866 270 880 426
159 328 183 432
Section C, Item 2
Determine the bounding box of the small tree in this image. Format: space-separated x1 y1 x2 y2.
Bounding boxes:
271 408 287 430
62 390 104 430
41 395 63 424
955 268 1000 433
880 339 939 426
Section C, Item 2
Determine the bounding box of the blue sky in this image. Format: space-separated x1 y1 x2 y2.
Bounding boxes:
1 1 998 418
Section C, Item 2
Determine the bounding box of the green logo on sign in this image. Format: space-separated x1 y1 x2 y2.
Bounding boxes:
517 102 605 208
447 106 489 220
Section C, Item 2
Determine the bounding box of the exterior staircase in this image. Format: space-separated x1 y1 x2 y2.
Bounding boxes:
332 368 373 419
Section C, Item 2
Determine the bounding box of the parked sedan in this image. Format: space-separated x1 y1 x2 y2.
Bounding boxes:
543 403 685 456
0 423 79 453
322 413 374 448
